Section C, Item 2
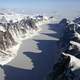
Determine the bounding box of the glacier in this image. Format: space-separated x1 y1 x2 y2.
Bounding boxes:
0 13 49 65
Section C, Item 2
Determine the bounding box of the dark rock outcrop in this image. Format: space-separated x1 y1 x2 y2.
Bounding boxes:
46 18 80 80
46 54 73 80
0 16 39 51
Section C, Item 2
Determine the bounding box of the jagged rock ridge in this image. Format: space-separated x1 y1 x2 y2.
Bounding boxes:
0 16 40 51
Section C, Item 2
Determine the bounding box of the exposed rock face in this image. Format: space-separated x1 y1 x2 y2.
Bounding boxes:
0 16 39 51
58 18 80 79
46 54 72 80
0 30 16 50
0 31 5 50
73 17 80 24
0 16 7 24
47 18 80 80
60 23 80 51
59 18 70 26
26 18 38 30
4 30 16 48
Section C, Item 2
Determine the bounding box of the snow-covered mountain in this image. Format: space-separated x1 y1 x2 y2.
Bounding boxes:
73 17 80 24
0 11 49 65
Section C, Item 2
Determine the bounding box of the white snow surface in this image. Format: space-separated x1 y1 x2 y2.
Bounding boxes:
0 13 28 23
63 52 80 78
70 41 80 48
0 25 6 32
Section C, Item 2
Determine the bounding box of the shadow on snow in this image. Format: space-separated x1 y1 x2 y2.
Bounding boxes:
0 22 65 80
